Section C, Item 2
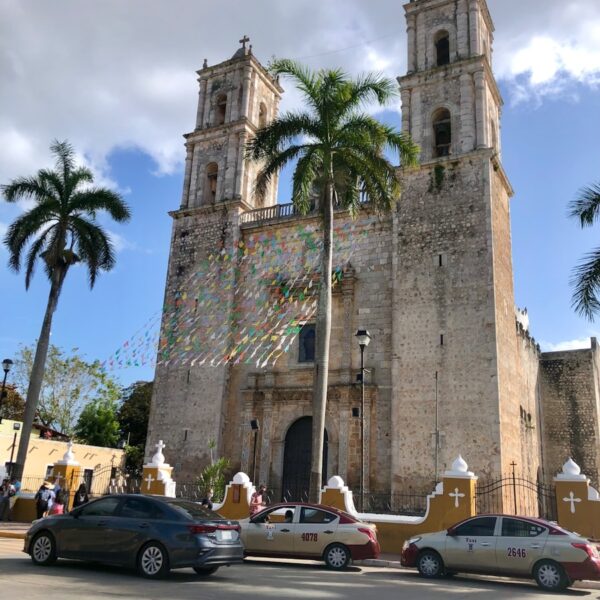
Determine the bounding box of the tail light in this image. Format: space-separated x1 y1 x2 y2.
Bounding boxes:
572 543 597 559
358 527 377 543
189 524 217 535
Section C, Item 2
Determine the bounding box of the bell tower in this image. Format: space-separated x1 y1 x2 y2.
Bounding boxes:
391 0 535 493
180 37 282 210
399 0 501 161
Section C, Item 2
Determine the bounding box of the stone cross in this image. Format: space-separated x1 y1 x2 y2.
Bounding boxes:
239 35 250 50
449 487 465 508
144 474 155 490
563 491 582 514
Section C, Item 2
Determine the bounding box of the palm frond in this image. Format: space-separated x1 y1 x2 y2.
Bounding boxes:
1 175 55 204
64 165 94 200
50 139 76 176
571 246 600 321
24 228 53 289
569 182 600 227
69 188 131 222
291 148 322 214
247 112 320 160
269 59 320 112
4 205 59 271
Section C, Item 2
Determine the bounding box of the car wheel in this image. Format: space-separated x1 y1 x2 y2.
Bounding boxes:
533 560 569 591
193 566 219 576
137 542 170 579
30 532 57 566
417 550 445 578
324 543 351 570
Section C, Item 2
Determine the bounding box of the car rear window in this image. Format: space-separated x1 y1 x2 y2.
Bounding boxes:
164 499 223 520
502 518 546 537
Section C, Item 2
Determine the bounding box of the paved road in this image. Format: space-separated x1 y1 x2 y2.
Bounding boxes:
0 538 598 599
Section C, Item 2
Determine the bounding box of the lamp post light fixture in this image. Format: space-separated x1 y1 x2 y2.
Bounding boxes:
0 358 14 425
355 330 371 513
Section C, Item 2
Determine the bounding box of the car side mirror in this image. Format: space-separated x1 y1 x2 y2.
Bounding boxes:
446 528 455 536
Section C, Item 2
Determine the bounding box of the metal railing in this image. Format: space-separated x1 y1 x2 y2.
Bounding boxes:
240 202 308 226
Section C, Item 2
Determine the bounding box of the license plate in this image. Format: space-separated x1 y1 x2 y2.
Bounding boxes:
217 529 237 541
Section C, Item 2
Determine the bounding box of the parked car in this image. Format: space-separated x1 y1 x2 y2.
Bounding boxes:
24 494 244 578
239 502 380 569
401 514 600 591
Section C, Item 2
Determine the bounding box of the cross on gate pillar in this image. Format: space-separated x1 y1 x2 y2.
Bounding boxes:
141 440 177 497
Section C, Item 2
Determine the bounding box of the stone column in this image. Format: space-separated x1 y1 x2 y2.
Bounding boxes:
468 0 481 56
416 11 427 72
240 396 254 474
52 442 82 511
241 66 252 119
195 78 208 129
459 73 475 153
456 0 469 58
258 391 274 485
180 145 193 208
337 390 351 482
474 70 487 148
406 14 417 73
400 88 411 136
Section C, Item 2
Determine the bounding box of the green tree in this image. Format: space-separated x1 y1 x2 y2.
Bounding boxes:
570 182 600 320
117 381 152 474
196 440 231 501
11 343 120 435
2 140 131 477
74 398 120 448
0 386 25 421
247 61 418 501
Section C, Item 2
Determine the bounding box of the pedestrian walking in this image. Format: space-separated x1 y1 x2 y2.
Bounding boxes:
48 490 66 515
249 484 267 516
8 476 21 521
200 488 214 510
34 482 55 519
0 478 16 521
72 483 89 508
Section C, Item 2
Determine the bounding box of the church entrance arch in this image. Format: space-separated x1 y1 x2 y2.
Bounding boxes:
281 417 327 502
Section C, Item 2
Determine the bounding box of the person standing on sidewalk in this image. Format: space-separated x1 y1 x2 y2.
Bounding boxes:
7 476 21 521
0 478 16 521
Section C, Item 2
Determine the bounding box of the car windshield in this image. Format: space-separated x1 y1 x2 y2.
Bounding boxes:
164 499 222 521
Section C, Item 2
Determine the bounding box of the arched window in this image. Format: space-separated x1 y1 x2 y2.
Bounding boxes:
204 162 218 203
433 109 452 157
215 94 227 126
258 102 267 129
435 31 450 66
298 324 316 363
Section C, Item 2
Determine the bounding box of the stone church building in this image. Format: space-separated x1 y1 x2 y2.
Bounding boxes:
146 0 600 502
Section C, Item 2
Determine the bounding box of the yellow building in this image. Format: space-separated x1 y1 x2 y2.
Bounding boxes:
0 418 126 496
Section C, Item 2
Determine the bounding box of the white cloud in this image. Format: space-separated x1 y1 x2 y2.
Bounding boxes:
0 0 599 187
107 230 136 254
541 337 593 352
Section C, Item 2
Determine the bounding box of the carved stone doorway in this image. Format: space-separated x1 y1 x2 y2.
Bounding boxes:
281 416 328 501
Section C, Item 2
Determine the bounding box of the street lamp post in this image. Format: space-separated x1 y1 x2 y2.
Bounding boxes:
250 419 260 485
0 358 14 425
8 422 21 478
355 330 371 513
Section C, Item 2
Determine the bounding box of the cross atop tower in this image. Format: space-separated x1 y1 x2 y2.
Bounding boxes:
239 35 250 50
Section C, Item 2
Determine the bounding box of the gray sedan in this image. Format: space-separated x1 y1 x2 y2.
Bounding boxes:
24 494 244 578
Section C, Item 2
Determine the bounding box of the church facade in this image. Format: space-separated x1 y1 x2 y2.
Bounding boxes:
146 0 600 505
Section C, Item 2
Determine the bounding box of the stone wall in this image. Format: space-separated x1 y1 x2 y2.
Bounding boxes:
540 339 600 488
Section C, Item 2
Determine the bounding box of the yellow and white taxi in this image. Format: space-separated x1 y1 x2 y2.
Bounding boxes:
240 502 380 569
401 514 600 591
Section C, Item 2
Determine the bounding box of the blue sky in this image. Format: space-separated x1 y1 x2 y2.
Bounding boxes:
1 0 600 386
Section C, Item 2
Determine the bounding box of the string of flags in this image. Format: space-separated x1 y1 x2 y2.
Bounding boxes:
102 217 376 371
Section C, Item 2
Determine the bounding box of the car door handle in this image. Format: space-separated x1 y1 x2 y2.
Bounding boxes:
281 528 290 533
139 523 150 529
324 530 334 534
530 544 541 549
480 542 491 547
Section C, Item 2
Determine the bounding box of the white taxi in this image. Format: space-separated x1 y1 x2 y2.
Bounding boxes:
401 514 600 591
240 502 380 569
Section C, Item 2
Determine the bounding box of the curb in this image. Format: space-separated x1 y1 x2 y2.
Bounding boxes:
357 558 405 570
0 531 26 540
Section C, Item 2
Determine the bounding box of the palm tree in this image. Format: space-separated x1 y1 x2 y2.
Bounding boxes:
2 140 131 478
247 60 418 502
569 181 600 320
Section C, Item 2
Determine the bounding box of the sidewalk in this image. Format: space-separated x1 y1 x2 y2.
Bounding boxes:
0 522 29 539
357 554 403 569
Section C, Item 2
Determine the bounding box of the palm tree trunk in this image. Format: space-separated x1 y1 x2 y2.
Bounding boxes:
13 268 65 479
309 178 334 503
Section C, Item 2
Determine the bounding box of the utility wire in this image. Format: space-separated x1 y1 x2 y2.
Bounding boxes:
292 31 400 61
